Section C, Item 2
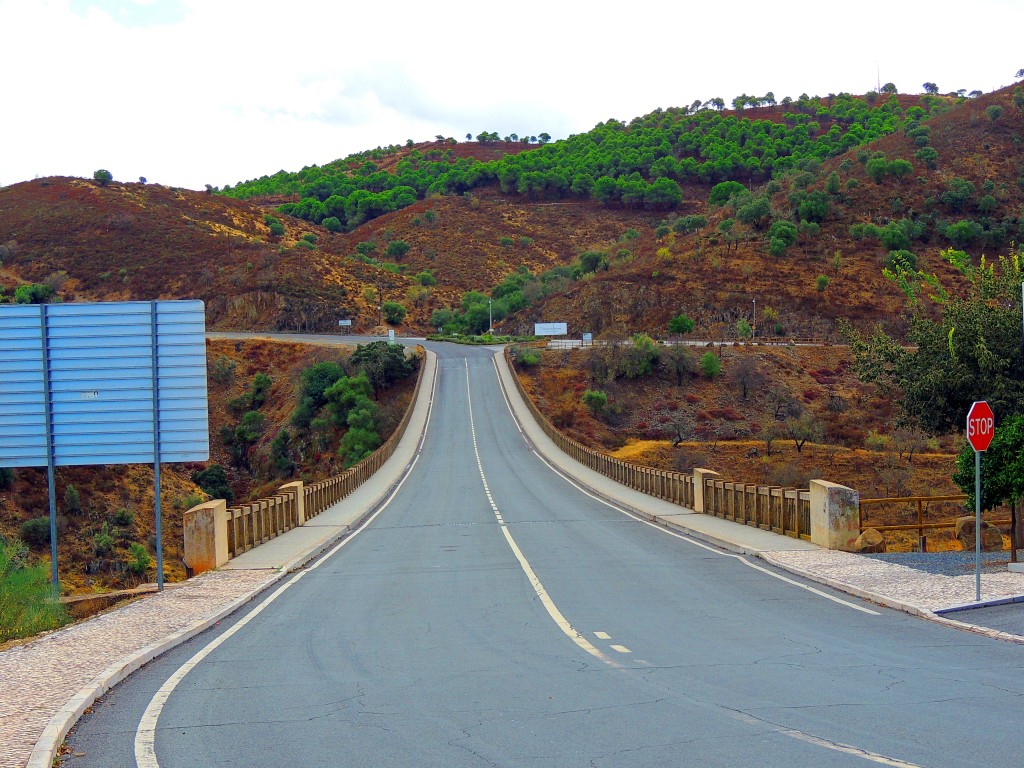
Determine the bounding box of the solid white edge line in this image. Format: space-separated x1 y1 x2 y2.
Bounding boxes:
490 355 880 617
133 406 430 767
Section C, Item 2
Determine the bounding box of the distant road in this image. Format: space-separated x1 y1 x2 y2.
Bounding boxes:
67 333 1022 767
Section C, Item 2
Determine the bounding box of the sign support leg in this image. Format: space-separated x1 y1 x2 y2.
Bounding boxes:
975 449 981 602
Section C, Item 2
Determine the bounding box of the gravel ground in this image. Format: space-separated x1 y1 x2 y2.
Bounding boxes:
862 549 1024 576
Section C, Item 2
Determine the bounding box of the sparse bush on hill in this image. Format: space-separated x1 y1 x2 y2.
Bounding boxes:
19 517 50 548
93 169 113 186
699 351 722 378
382 301 407 324
192 464 233 501
668 313 694 336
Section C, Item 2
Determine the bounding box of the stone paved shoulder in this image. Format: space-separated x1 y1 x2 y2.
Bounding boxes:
0 570 276 768
764 550 1024 614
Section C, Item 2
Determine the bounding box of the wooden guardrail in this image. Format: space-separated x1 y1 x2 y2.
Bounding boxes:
505 345 814 540
859 494 1013 550
705 481 810 540
223 345 426 559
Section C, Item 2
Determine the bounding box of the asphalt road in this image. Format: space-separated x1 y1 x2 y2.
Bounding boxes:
66 340 1024 767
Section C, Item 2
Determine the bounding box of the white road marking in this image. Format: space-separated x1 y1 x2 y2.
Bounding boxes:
594 631 611 640
132 371 437 768
610 645 632 654
491 355 879 617
465 361 618 669
729 710 926 767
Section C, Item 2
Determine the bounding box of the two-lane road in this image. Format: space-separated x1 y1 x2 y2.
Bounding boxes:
66 340 1024 767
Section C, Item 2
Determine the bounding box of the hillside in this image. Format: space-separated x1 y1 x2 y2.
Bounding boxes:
3 85 1023 339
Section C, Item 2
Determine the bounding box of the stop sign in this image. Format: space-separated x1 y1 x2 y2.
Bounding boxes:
966 401 995 452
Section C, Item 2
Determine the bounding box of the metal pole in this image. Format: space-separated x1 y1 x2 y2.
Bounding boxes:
975 449 982 602
150 302 164 591
752 298 756 339
488 298 493 334
38 305 59 593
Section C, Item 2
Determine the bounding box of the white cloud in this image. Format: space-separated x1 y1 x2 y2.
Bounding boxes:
1 0 1022 190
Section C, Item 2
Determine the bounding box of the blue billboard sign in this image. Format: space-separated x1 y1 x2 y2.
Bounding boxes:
0 300 209 468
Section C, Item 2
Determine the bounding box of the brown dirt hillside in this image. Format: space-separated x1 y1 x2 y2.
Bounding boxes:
512 343 979 551
0 338 414 594
0 178 422 333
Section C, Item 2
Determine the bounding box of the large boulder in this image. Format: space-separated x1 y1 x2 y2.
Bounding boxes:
955 516 1004 552
854 528 886 553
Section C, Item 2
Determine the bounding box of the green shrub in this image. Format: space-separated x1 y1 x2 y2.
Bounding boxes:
111 508 134 527
93 523 115 558
382 301 407 324
699 351 722 378
126 543 151 576
887 250 918 272
210 355 236 384
416 270 436 286
619 334 660 379
192 464 232 501
518 349 540 367
0 540 69 643
816 275 830 292
19 517 50 548
582 389 607 414
0 467 13 491
263 214 285 237
64 485 81 514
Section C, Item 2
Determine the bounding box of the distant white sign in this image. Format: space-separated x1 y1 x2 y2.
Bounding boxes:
338 319 352 327
534 322 568 336
582 333 593 342
388 329 396 343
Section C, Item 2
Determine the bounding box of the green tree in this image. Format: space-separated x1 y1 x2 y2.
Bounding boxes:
14 284 55 304
350 341 415 393
322 216 342 232
923 82 939 94
986 104 1004 122
844 249 1024 434
708 180 746 206
619 334 660 379
386 240 411 259
668 313 695 335
192 464 232 501
338 427 382 467
953 415 1024 512
93 169 113 186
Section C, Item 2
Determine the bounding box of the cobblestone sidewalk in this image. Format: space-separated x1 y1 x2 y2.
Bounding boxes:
0 570 276 768
765 549 1024 615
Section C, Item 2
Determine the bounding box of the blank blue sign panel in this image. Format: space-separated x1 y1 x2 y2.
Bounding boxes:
0 301 209 467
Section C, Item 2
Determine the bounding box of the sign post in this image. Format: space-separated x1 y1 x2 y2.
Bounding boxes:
966 401 995 601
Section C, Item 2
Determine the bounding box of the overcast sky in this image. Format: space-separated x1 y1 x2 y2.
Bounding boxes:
2 0 1022 191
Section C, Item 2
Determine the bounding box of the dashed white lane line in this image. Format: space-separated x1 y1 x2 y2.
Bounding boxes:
610 645 632 654
490 355 879 617
465 361 619 669
594 631 611 640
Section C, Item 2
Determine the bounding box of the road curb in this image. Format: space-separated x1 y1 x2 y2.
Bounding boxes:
25 574 282 768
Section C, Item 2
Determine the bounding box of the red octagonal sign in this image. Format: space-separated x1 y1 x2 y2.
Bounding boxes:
966 401 995 452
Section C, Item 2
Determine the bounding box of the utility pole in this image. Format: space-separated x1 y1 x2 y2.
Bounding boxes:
752 297 756 339
488 297 493 334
